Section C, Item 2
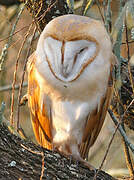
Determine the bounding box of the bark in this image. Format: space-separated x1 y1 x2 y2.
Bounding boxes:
0 123 115 180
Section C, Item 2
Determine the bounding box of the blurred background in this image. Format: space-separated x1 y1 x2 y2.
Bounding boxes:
0 0 134 178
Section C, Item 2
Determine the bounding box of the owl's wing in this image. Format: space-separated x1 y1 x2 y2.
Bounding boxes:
27 52 52 149
79 62 115 159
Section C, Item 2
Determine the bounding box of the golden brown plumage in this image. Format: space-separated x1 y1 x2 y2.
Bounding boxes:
28 53 52 150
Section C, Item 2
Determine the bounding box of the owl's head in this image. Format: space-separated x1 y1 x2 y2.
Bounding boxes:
36 15 113 83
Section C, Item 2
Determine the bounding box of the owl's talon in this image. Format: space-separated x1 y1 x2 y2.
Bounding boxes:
69 155 73 165
80 159 96 171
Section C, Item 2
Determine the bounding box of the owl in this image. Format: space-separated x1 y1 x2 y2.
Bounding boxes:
27 14 116 168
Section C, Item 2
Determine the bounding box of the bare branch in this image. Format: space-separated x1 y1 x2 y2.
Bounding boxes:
0 82 27 92
0 4 25 71
108 109 134 154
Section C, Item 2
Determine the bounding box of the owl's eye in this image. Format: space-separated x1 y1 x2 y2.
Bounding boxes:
78 47 87 54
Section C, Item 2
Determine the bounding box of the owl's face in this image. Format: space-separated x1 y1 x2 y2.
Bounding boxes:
35 15 112 86
39 37 98 82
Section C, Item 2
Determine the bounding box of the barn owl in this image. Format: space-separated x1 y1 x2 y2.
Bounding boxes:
27 14 116 168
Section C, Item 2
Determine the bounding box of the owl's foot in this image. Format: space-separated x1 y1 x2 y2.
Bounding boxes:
80 158 96 171
70 155 96 171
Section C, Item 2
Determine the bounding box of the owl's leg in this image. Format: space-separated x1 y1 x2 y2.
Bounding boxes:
73 155 95 171
70 146 96 170
79 158 96 171
68 144 96 170
68 150 95 170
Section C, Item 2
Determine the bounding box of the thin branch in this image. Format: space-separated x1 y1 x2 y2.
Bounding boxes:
104 0 112 33
93 115 120 180
17 26 37 131
37 0 58 23
28 1 42 34
94 99 134 179
95 0 105 23
20 144 45 180
0 25 30 43
0 82 27 92
122 16 134 177
0 102 6 123
66 0 74 12
83 0 94 16
10 24 33 127
0 4 25 71
122 40 134 45
108 108 134 153
125 18 134 95
81 0 87 15
122 125 134 178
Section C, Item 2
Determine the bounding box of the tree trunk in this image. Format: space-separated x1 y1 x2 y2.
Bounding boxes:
0 123 115 180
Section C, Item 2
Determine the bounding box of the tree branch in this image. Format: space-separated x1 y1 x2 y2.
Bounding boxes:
108 108 134 153
0 82 27 92
20 0 73 31
0 123 115 180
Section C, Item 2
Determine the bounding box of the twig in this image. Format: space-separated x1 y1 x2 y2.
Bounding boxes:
81 0 87 15
66 0 74 12
37 0 58 23
10 24 33 127
122 125 134 178
94 100 134 180
109 106 134 178
0 102 6 123
95 0 105 23
125 18 134 95
122 40 134 45
83 0 94 16
104 0 112 33
108 108 134 153
0 25 30 43
29 1 42 34
17 26 37 131
93 116 120 180
21 144 45 180
40 151 45 180
122 16 134 178
0 82 27 92
0 4 25 71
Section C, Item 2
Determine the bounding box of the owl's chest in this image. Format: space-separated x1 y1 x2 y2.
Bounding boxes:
50 78 105 143
51 100 89 145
